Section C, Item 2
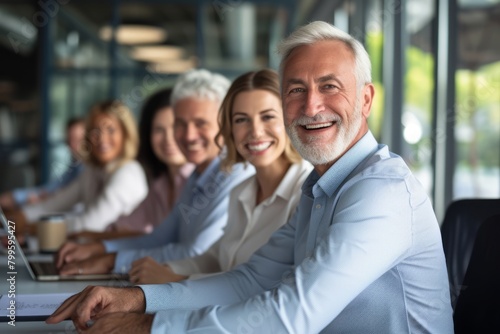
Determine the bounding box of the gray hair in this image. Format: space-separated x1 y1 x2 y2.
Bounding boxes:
277 21 372 89
171 69 231 106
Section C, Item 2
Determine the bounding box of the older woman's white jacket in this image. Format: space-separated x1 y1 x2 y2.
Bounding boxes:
23 160 148 233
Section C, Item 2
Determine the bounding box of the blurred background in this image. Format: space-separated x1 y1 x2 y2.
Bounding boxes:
0 0 498 221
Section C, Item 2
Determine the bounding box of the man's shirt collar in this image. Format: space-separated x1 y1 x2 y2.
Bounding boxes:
302 131 379 198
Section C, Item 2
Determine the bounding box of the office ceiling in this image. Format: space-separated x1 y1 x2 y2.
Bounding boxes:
409 1 500 69
0 0 499 100
458 3 500 69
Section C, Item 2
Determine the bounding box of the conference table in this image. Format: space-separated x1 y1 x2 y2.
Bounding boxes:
0 253 130 333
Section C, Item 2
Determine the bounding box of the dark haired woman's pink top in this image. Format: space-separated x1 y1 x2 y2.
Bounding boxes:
106 163 195 233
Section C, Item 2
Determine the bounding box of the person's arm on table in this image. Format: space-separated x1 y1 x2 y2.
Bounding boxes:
103 204 181 253
132 239 223 284
18 164 82 207
41 163 83 194
113 194 230 273
55 205 180 270
11 187 39 206
112 162 254 273
129 257 187 284
56 241 107 268
58 252 116 275
22 174 83 223
65 162 148 232
46 286 147 331
46 217 297 332
68 229 144 242
139 209 299 312
56 208 178 268
147 178 415 333
72 312 154 334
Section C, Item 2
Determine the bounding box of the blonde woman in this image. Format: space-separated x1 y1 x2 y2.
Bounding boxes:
129 69 312 284
69 89 194 241
19 100 148 233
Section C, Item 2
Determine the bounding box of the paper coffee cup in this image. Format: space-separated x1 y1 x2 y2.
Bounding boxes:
37 214 67 253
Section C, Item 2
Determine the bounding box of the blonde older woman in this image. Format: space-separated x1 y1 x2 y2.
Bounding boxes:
19 100 148 233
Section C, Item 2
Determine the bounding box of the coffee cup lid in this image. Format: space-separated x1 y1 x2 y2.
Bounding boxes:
39 214 66 222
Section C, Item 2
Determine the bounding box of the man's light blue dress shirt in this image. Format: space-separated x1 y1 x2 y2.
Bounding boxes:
104 157 254 273
141 132 454 333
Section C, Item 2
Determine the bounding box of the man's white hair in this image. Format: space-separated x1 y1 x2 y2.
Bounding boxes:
277 21 372 90
171 69 231 106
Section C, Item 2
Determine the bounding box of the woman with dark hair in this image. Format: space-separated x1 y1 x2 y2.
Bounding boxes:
137 88 186 185
108 88 194 233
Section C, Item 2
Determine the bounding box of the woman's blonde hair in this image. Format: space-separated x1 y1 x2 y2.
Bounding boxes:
216 69 301 171
82 100 139 170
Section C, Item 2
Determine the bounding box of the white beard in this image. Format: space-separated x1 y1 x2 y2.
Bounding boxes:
286 99 362 166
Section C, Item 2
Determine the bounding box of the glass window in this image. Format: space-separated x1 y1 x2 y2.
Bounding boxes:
116 72 177 117
403 0 436 197
53 5 111 69
47 74 109 180
203 3 283 73
454 1 500 198
364 0 384 140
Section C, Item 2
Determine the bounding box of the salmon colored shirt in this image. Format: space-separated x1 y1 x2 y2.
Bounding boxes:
107 163 195 233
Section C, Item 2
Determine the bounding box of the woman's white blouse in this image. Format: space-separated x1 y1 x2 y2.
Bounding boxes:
167 160 313 278
23 160 148 233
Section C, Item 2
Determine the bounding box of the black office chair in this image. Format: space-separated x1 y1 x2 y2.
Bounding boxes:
453 214 500 333
440 198 500 306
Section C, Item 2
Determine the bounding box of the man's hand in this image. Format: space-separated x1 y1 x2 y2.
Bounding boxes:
77 312 154 334
129 256 188 284
55 241 106 269
45 286 146 331
59 253 116 275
